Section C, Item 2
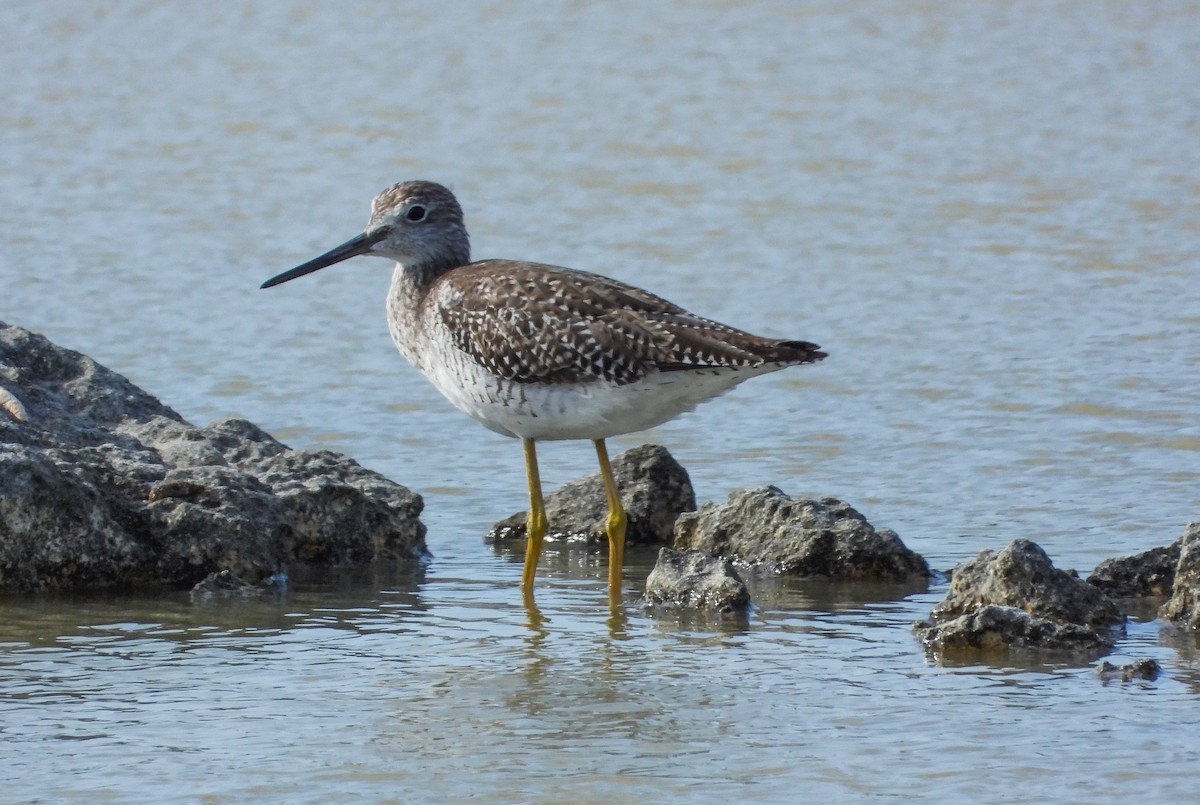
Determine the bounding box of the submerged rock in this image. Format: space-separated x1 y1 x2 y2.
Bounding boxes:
0 322 427 592
486 444 695 546
1088 542 1180 598
672 487 929 581
1160 522 1200 629
916 540 1123 652
190 569 283 601
1095 658 1162 682
644 547 750 614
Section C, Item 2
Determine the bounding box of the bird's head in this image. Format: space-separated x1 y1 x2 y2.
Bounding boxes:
261 180 470 289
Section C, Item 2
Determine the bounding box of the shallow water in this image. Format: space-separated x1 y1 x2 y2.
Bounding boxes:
2 1 1199 801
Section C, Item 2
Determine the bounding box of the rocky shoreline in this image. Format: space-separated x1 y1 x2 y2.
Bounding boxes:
3 322 1197 664
0 322 427 593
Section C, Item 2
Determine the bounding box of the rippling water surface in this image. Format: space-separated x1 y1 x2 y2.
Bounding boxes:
2 2 1199 801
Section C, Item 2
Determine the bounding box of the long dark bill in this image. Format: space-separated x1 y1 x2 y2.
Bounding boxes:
260 231 384 289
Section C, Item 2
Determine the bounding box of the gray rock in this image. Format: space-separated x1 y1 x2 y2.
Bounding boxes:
1161 522 1200 628
1089 542 1180 598
0 322 427 592
1095 658 1162 682
486 444 694 546
915 604 1115 652
916 540 1123 651
644 547 751 614
672 486 929 581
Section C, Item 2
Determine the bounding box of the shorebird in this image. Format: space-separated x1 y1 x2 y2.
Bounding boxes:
261 181 826 605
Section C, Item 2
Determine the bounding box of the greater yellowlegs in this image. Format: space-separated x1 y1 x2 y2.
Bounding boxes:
261 181 826 605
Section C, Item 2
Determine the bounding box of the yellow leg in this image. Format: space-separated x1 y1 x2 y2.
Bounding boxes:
594 439 627 605
521 438 548 603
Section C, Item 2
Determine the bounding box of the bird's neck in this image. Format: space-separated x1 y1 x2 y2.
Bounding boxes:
387 250 471 364
388 252 469 323
387 261 441 370
390 261 431 314
396 253 465 292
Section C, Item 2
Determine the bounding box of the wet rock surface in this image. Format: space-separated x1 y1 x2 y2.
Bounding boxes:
644 547 750 614
1160 522 1200 629
672 487 929 581
916 540 1123 652
0 322 427 592
486 444 695 547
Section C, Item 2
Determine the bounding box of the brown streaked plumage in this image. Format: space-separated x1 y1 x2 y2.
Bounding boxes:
262 180 826 608
435 262 823 386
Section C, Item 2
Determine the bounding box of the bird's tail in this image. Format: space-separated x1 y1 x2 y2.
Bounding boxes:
766 339 827 365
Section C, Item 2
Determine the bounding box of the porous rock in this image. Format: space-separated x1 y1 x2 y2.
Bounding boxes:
0 322 427 592
916 604 1114 651
1088 542 1180 598
644 547 750 614
916 540 1123 651
486 444 694 546
672 486 929 581
1160 522 1200 628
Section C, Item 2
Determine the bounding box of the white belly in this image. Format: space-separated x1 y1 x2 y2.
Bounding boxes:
415 346 780 440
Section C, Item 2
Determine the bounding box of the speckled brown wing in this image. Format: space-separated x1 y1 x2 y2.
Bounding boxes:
434 261 825 386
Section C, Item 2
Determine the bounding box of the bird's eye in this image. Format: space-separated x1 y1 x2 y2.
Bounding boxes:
405 205 427 222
